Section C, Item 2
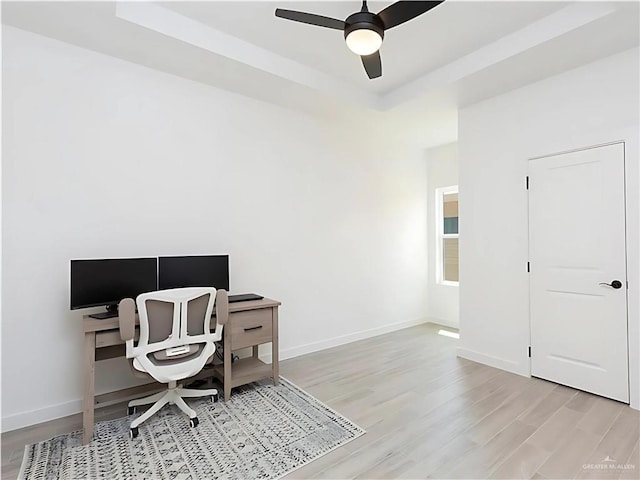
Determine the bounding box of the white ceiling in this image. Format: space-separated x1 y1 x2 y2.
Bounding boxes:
160 1 569 94
2 1 639 148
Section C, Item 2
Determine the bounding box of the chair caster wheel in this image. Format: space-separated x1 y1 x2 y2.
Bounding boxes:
211 393 219 403
128 406 136 415
129 427 139 439
189 417 199 428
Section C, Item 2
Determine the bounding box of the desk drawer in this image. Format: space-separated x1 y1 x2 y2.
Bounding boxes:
230 309 273 350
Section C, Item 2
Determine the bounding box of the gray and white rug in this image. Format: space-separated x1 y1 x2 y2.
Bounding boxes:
19 378 365 479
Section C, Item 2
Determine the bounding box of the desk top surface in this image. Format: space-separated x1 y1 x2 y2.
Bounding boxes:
83 297 281 333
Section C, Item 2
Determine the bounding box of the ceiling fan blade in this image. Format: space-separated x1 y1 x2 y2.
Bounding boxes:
377 1 444 30
361 51 382 79
275 9 345 30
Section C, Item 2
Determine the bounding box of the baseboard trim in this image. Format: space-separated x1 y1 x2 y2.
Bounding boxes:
2 399 83 433
425 317 459 330
3 317 429 432
456 347 528 377
275 316 429 362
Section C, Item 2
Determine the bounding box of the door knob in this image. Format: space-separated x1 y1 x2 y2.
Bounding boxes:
599 280 623 289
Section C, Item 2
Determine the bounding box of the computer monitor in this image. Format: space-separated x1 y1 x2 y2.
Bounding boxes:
158 255 229 291
70 258 158 317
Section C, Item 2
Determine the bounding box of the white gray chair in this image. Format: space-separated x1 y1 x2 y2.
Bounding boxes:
118 287 228 438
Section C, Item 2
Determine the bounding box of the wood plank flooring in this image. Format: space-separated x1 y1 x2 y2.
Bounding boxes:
2 323 638 479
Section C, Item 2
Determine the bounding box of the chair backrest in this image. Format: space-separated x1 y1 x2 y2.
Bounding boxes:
125 287 221 360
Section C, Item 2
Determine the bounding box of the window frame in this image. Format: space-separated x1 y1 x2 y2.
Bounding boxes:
436 185 459 286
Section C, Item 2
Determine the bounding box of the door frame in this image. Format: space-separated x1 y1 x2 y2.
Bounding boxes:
526 140 631 401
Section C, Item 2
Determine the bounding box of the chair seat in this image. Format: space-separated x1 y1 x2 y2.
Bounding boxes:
149 343 206 365
133 342 215 384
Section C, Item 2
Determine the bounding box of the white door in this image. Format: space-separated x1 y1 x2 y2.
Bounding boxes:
528 142 629 403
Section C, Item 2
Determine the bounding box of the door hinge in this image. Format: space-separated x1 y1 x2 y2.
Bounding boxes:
528 346 531 358
527 261 530 272
526 176 529 190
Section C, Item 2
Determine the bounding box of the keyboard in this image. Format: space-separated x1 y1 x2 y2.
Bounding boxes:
228 293 264 303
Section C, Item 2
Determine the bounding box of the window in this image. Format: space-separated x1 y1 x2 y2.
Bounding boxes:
436 186 459 285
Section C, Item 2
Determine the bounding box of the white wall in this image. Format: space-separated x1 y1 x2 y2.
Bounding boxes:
1 26 429 429
425 143 459 327
458 47 640 408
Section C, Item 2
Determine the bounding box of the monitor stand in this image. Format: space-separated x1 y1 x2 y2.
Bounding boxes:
89 304 119 320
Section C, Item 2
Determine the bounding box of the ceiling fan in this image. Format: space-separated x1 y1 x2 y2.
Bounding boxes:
275 1 444 79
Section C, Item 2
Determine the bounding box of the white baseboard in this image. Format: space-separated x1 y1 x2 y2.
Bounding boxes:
273 316 429 362
425 317 459 330
456 347 528 377
2 316 429 432
2 399 83 432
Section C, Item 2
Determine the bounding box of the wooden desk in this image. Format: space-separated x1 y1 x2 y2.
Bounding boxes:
82 297 280 444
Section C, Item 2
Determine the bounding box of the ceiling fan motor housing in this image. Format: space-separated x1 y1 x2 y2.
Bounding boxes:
344 12 385 41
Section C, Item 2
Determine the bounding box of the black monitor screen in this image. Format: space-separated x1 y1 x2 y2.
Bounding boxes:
70 258 158 310
159 255 229 291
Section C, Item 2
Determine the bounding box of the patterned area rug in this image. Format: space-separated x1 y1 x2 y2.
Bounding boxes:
19 378 365 479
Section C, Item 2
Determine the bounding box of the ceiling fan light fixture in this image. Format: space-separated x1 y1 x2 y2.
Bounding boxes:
345 28 383 55
344 11 384 56
275 0 445 79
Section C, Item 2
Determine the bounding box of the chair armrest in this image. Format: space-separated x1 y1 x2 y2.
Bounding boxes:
216 290 229 326
118 298 136 342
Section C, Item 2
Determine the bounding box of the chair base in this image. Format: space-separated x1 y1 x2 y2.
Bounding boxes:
128 382 218 432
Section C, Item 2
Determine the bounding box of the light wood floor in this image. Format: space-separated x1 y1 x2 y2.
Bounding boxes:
2 324 638 479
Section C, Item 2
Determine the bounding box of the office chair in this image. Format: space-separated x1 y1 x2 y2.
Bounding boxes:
118 287 228 438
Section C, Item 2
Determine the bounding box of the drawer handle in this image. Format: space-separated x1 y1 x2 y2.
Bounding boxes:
244 325 263 332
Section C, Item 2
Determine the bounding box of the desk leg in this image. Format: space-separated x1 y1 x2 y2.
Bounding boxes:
272 307 279 385
223 329 232 401
82 332 96 445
